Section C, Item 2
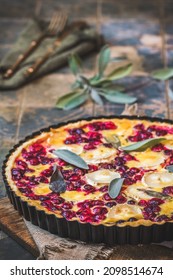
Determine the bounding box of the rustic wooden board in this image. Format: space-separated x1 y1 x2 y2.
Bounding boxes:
0 197 39 257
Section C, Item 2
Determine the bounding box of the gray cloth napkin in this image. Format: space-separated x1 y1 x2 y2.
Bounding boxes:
0 20 100 90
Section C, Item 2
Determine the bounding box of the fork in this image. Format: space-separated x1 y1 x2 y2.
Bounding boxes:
24 12 68 78
3 11 67 79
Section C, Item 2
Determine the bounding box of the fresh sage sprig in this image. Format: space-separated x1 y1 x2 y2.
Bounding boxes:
108 178 125 199
122 137 166 152
49 165 67 193
56 45 136 110
53 149 89 169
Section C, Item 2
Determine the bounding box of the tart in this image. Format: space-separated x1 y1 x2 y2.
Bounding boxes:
3 116 173 244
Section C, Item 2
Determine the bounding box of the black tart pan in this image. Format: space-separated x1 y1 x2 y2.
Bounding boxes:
2 115 173 245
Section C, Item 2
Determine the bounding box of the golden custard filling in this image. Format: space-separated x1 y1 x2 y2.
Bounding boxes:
5 118 173 227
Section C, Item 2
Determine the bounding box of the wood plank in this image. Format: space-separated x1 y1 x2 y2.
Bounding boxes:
0 197 39 257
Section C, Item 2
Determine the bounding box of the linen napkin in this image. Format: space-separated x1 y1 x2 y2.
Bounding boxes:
24 220 114 260
0 19 101 90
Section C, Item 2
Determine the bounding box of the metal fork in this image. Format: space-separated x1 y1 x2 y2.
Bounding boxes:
24 12 67 78
3 10 67 79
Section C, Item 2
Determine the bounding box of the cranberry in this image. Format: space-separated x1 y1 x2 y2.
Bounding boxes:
62 210 76 220
85 121 116 131
35 176 49 184
117 165 128 174
73 180 86 188
69 175 80 181
134 123 145 130
128 167 140 175
64 136 78 144
88 164 98 171
11 168 25 180
155 215 169 222
100 185 108 192
116 195 127 204
73 168 85 176
127 200 135 205
78 212 90 222
84 143 96 150
53 197 65 204
92 214 106 222
103 193 112 201
138 200 148 207
93 200 104 206
41 168 53 177
29 157 39 166
148 198 164 206
29 143 45 153
151 144 164 152
156 130 167 136
124 178 134 185
68 128 84 135
77 200 92 209
57 159 67 166
103 143 113 148
105 201 116 207
16 160 28 169
133 174 142 182
83 184 95 193
147 125 156 132
163 186 173 195
92 206 108 215
39 196 50 201
38 156 53 165
123 154 136 162
144 205 160 214
62 202 73 209
86 131 102 140
164 149 173 156
114 157 125 166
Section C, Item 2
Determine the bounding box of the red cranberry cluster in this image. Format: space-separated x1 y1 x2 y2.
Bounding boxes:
82 121 117 131
22 143 54 166
77 199 108 223
138 198 171 222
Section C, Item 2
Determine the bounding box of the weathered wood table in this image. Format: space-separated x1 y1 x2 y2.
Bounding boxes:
1 0 173 259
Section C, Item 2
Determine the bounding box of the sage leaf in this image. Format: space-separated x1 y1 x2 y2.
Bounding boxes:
107 63 133 81
166 165 173 173
102 90 137 104
108 178 124 199
69 54 82 76
104 134 121 148
151 68 173 81
90 89 103 105
98 45 111 77
122 137 166 152
54 149 89 169
143 189 170 199
56 91 88 110
49 165 66 193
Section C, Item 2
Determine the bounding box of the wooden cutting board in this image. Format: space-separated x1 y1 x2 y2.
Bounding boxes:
1 197 173 260
0 197 39 257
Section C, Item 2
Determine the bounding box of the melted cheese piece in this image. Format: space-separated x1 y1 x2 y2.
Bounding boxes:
142 171 173 188
124 184 152 201
106 204 142 222
60 190 102 202
56 144 83 155
34 185 51 195
85 169 120 185
81 145 117 164
126 150 165 168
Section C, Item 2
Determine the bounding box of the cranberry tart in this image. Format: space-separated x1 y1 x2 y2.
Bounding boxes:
3 116 173 244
